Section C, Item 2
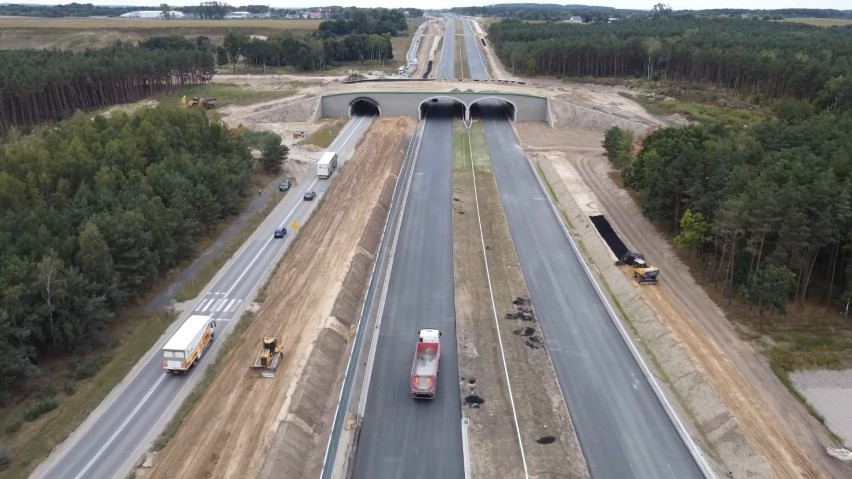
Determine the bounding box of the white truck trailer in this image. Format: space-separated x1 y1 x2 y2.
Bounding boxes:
162 314 216 373
317 151 338 179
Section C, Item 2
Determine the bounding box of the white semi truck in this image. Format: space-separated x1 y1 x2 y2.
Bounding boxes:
162 314 216 373
317 151 338 179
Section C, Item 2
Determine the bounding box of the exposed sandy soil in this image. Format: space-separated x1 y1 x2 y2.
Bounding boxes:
411 19 442 79
519 114 849 477
140 117 412 478
452 120 588 478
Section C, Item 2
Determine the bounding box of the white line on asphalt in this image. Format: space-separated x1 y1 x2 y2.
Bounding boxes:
223 177 318 297
224 115 369 298
224 298 236 312
199 298 212 311
461 418 471 479
467 124 529 478
73 373 167 479
357 120 424 417
522 145 716 478
214 299 225 312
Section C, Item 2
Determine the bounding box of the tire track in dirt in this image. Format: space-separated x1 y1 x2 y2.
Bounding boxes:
572 153 828 479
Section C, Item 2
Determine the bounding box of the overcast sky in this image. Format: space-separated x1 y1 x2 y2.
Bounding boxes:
22 0 850 11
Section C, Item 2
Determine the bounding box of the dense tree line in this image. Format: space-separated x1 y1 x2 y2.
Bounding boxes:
448 3 850 20
451 4 627 22
0 2 136 17
605 104 852 321
0 106 253 395
317 7 413 37
489 17 852 102
223 30 393 71
0 36 214 135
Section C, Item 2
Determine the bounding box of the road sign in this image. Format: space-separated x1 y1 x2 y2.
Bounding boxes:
291 220 299 231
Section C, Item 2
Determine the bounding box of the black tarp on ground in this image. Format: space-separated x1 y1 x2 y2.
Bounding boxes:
589 215 628 259
422 60 433 79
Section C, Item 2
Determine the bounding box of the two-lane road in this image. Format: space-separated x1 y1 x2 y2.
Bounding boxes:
437 16 455 80
479 104 704 478
34 115 374 479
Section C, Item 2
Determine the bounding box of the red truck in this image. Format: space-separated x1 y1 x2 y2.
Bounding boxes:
410 329 441 399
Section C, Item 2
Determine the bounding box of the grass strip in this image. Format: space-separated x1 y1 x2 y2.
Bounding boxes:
452 120 471 171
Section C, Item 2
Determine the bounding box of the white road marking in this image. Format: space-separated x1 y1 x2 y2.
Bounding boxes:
467 126 529 478
73 373 167 479
214 299 226 312
224 298 236 312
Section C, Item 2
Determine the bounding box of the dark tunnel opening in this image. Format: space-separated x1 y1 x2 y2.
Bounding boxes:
469 99 517 121
419 98 466 120
349 98 381 117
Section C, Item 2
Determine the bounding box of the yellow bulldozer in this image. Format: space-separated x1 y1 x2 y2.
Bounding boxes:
621 251 660 285
181 95 216 110
250 336 283 378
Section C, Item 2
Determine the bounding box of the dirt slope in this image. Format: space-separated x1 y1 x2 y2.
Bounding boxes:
142 117 412 478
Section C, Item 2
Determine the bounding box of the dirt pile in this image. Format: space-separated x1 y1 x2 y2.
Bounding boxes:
141 117 413 479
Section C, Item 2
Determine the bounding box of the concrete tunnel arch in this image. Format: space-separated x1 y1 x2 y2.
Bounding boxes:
348 97 382 117
417 96 468 120
468 96 518 122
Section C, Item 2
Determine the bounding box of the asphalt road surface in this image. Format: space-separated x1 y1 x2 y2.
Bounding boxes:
436 16 455 80
33 115 374 479
352 102 464 479
454 15 489 80
478 103 703 478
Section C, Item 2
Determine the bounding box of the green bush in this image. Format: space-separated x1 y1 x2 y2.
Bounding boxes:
0 446 9 470
241 130 281 149
24 398 58 422
5 418 22 434
63 379 76 395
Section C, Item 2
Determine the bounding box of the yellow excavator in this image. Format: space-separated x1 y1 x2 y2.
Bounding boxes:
621 251 660 285
181 95 216 110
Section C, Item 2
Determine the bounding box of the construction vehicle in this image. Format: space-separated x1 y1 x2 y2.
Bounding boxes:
411 329 441 399
250 337 283 378
621 251 660 284
181 95 216 110
162 315 216 373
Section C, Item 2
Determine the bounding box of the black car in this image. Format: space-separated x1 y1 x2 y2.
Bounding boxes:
278 179 291 191
273 227 287 238
303 191 317 201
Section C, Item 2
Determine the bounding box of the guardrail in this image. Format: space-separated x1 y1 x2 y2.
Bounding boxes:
319 121 424 479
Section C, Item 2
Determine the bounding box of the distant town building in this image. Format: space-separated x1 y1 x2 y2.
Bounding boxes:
567 16 583 23
120 10 186 19
225 11 252 19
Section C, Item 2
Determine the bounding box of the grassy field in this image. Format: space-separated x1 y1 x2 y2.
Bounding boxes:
306 118 347 148
782 17 852 27
0 18 321 50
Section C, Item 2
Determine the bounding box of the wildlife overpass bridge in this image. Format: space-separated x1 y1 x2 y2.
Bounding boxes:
317 90 553 125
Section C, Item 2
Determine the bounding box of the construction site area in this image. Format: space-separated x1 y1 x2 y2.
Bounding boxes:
116 16 852 479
